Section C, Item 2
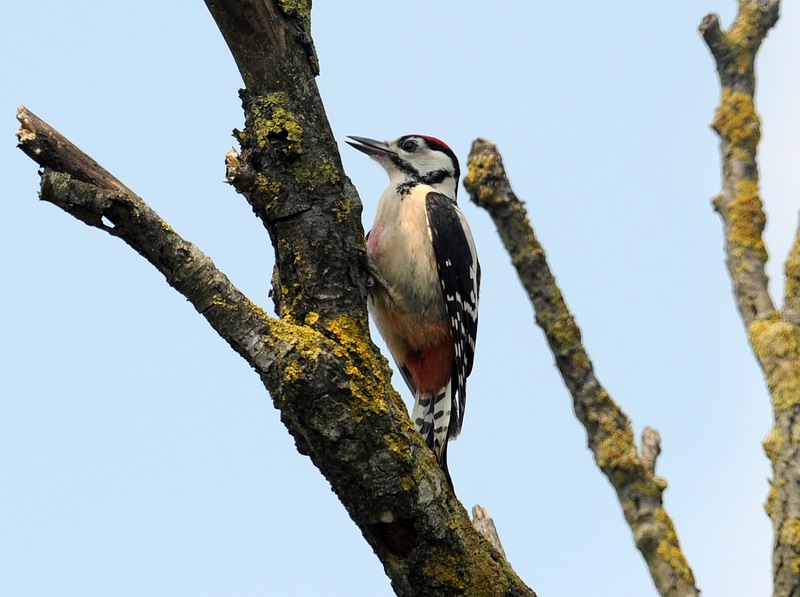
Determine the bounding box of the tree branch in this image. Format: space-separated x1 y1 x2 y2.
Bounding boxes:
15 1 538 593
701 3 800 596
701 2 778 328
785 225 800 324
471 505 507 560
464 139 699 597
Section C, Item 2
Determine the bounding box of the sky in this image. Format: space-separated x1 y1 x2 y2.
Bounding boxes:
2 2 799 596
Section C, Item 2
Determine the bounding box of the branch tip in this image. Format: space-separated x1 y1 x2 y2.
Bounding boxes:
471 505 507 560
640 426 662 474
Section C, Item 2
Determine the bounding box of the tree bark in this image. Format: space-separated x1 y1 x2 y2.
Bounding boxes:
700 3 800 596
464 140 699 597
15 1 536 594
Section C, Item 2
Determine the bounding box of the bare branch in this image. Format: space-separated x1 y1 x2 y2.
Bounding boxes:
640 427 662 477
464 139 698 597
16 106 133 196
701 2 778 328
699 13 730 67
472 505 507 560
700 4 800 596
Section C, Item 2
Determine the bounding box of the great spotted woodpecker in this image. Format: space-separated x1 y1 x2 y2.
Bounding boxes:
347 134 480 489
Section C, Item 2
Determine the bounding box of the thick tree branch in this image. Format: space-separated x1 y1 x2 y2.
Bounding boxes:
205 0 363 327
16 1 538 593
700 4 800 597
464 139 698 597
16 107 534 597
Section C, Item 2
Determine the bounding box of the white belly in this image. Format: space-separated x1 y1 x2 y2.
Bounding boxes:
367 184 448 352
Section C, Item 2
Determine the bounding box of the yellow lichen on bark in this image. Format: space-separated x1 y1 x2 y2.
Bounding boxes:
655 508 696 586
764 426 786 463
749 318 800 412
251 92 304 155
780 518 800 573
727 2 763 51
325 315 397 421
422 554 467 592
539 282 583 354
727 179 767 259
786 234 800 307
711 87 761 160
597 429 639 474
275 0 311 22
766 481 780 519
464 150 502 203
256 173 283 203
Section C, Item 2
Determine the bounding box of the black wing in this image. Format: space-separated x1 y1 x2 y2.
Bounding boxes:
425 192 480 437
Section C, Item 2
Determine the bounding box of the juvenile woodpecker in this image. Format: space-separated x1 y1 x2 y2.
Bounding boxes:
347 134 480 489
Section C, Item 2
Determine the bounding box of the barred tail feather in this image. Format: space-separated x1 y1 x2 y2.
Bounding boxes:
411 381 454 489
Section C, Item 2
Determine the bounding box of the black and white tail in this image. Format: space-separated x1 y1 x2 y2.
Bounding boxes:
411 381 455 489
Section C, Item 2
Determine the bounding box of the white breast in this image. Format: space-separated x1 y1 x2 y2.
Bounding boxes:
368 184 445 320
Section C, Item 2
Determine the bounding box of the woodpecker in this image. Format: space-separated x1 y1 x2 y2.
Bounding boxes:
347 134 480 489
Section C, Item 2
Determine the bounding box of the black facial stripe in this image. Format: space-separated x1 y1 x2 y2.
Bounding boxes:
419 169 449 187
390 154 419 178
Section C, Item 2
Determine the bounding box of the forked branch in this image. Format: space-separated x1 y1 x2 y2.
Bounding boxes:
700 3 800 596
15 0 539 592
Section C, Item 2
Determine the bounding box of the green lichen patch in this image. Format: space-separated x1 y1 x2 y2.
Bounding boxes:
276 0 311 23
330 194 352 223
538 282 583 356
765 482 779 519
422 554 467 592
256 173 283 203
250 92 304 155
785 235 800 307
780 518 800 573
597 428 639 475
727 178 767 260
628 477 667 499
655 507 696 586
748 318 800 412
293 157 341 192
211 293 240 312
763 427 786 463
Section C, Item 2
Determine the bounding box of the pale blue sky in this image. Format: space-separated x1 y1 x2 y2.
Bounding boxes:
2 2 799 596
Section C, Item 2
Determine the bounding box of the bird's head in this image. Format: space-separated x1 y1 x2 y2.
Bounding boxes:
347 134 460 200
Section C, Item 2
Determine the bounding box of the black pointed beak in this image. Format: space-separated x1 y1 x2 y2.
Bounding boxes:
346 136 394 158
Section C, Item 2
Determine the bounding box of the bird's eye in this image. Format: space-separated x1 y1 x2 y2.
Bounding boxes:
400 139 418 152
